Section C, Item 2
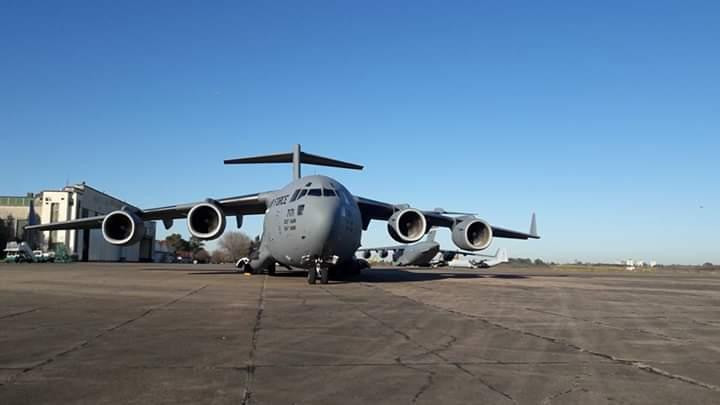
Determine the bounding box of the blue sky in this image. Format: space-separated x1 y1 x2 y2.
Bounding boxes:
1 1 718 264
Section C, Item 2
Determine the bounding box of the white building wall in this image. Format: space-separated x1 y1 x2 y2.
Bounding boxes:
37 184 155 262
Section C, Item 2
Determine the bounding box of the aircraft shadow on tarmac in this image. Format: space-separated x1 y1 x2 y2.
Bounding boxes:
183 267 530 282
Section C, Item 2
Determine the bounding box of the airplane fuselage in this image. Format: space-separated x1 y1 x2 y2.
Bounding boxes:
394 242 440 267
258 175 363 269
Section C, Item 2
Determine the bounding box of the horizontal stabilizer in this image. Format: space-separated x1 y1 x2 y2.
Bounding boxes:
224 144 363 180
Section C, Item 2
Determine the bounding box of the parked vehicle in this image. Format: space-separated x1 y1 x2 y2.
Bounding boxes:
4 242 35 263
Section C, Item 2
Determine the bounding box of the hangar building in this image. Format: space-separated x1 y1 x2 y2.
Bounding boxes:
0 183 155 262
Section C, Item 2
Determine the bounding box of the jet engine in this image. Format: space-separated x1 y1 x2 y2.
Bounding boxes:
187 202 226 240
452 218 493 251
378 249 388 259
102 210 146 246
387 208 427 243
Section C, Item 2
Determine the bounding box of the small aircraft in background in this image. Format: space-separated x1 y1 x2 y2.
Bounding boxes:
443 247 509 268
358 227 520 268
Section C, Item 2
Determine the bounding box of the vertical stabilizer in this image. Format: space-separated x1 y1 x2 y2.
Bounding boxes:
292 144 301 180
529 213 537 237
498 248 509 263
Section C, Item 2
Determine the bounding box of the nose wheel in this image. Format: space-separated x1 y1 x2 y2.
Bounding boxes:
308 262 329 285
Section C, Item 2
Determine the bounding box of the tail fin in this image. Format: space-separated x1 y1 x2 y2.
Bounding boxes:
497 248 509 263
224 144 363 180
425 230 437 242
529 213 538 238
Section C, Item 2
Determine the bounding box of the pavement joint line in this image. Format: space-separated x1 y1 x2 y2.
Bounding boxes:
0 284 208 387
241 275 267 405
320 285 518 403
367 282 720 393
0 308 42 320
523 307 688 343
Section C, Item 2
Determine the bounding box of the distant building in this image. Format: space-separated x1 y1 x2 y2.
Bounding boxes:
3 183 156 262
153 240 173 263
0 193 38 241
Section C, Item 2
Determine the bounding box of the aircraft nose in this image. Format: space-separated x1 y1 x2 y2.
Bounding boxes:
303 198 344 259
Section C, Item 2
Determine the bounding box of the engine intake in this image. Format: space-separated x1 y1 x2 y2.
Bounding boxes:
102 210 145 246
187 202 226 240
452 218 493 251
387 208 427 243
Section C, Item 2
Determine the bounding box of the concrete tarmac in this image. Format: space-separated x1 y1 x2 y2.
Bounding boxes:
1 262 719 404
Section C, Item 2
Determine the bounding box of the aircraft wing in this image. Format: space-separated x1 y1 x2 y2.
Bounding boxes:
357 245 406 252
439 249 499 258
25 192 269 231
355 196 539 240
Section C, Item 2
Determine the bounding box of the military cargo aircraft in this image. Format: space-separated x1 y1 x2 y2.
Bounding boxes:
358 229 517 268
25 145 539 284
445 248 509 268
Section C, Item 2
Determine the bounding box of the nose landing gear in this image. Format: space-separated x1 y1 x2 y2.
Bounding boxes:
308 261 329 285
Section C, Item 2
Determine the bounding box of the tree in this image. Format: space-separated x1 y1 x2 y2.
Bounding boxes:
188 237 205 254
165 233 188 253
193 248 210 263
702 262 714 267
211 249 229 264
534 258 545 266
218 231 251 262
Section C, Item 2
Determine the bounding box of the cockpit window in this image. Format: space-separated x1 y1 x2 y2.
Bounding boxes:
289 189 300 202
297 189 308 200
323 189 336 197
308 188 322 196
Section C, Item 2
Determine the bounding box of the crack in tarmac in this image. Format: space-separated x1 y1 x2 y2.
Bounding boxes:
540 373 588 405
393 357 436 403
524 307 686 343
369 283 720 393
322 286 517 404
0 284 208 387
0 308 42 320
241 276 267 405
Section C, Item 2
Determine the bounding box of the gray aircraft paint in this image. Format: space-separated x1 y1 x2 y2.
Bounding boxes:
360 230 512 268
251 175 363 271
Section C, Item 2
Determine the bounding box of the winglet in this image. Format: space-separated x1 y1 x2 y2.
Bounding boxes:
529 213 538 238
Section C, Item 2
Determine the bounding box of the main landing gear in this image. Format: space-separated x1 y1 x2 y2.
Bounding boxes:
308 262 329 285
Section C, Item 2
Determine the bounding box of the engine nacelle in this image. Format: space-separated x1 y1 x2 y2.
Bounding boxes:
187 202 226 240
379 249 388 259
102 210 145 246
387 208 427 243
452 218 493 251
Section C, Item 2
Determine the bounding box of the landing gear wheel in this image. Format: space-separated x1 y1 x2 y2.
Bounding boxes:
320 268 329 284
267 263 276 276
307 268 317 284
